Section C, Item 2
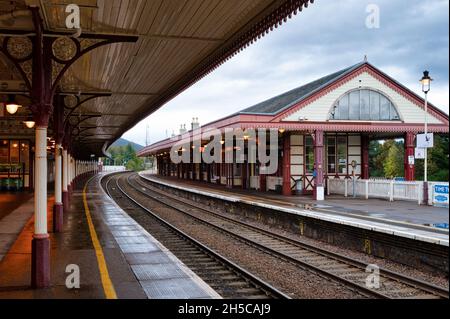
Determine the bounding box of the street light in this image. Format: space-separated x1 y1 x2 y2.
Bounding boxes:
420 70 433 204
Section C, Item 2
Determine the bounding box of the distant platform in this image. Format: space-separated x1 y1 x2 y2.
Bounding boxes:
140 173 449 247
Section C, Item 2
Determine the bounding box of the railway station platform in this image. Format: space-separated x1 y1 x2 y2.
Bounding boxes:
0 173 220 299
139 173 449 247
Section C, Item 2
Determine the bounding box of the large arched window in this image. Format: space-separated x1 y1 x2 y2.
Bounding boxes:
329 89 401 121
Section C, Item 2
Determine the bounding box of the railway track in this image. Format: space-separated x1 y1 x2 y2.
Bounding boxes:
102 173 290 300
123 173 449 299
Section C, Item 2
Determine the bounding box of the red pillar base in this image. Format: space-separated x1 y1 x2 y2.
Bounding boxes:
52 203 63 233
31 235 51 289
62 191 69 211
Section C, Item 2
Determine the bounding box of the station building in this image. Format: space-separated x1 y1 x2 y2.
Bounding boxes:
138 61 449 200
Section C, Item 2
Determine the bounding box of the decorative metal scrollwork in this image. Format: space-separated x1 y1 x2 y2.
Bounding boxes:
6 37 33 61
64 94 78 109
52 37 78 62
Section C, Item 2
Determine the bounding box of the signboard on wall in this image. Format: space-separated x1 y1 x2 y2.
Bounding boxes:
433 184 449 207
408 156 415 165
415 148 425 159
417 133 434 148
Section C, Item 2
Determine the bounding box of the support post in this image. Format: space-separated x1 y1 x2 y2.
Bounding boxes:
404 132 416 181
53 145 63 232
314 130 325 201
282 133 292 196
362 135 370 180
260 170 267 192
52 97 64 233
62 148 69 211
32 126 51 288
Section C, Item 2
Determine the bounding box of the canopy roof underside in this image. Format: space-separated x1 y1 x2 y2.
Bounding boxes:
0 0 313 158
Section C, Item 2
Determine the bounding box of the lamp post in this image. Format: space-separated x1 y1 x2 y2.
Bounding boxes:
420 70 432 205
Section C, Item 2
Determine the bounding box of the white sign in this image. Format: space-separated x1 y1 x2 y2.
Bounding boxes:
417 133 434 148
415 148 425 159
408 156 415 165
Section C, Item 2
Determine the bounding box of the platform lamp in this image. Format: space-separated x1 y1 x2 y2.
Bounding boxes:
23 118 36 129
5 94 22 115
420 70 432 205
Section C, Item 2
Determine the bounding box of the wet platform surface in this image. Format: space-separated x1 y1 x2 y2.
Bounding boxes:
0 192 33 221
0 174 220 299
0 193 34 262
140 173 449 246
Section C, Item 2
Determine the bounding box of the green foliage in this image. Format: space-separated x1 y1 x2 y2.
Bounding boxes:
415 134 449 181
383 141 404 179
369 134 449 181
105 143 145 172
370 140 404 178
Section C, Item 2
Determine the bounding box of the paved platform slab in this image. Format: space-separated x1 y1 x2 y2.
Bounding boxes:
0 195 34 263
0 173 220 299
140 173 449 247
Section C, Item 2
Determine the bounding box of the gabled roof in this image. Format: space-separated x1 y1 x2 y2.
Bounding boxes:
138 61 449 157
239 62 365 115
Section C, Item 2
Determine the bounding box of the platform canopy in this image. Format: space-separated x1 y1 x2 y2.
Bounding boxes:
0 0 315 158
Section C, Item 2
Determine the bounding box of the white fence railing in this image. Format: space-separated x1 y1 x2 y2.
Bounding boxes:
327 178 440 204
102 165 126 172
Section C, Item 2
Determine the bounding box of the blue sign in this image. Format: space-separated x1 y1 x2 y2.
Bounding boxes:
433 223 449 229
433 184 449 207
435 185 449 194
435 195 448 202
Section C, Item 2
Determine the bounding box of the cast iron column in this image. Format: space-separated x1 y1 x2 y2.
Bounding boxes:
282 132 292 196
53 98 64 232
361 135 370 180
404 132 416 181
314 130 325 201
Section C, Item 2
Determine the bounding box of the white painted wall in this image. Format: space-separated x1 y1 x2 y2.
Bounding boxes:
283 71 443 124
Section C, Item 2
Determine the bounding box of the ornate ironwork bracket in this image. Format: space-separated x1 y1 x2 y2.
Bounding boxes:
0 6 138 126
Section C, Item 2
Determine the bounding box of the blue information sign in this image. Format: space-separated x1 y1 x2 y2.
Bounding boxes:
433 184 449 207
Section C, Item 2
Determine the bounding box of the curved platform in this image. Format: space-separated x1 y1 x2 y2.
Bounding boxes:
139 173 449 247
0 173 220 299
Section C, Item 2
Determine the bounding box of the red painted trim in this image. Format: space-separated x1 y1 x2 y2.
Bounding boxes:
138 63 449 157
362 135 370 180
282 133 291 196
404 132 416 181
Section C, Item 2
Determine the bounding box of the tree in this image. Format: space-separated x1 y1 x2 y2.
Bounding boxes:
383 141 404 178
105 143 145 172
370 140 404 178
415 134 449 181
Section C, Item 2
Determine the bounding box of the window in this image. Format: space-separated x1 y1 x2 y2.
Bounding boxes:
305 136 314 174
326 137 336 174
337 136 347 174
0 140 8 164
330 89 400 121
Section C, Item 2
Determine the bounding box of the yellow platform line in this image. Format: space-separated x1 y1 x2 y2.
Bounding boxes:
83 180 118 299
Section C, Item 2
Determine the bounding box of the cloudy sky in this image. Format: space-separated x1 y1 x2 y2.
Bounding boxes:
123 0 449 146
